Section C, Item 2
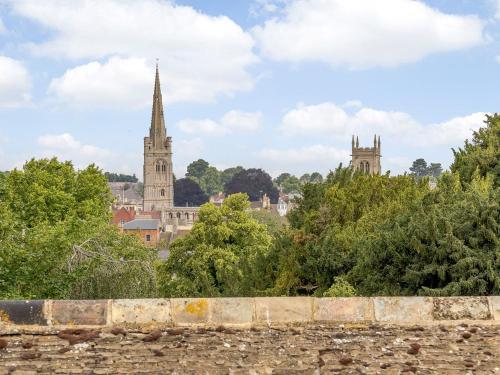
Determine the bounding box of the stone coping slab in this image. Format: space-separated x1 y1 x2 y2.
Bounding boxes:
0 297 498 328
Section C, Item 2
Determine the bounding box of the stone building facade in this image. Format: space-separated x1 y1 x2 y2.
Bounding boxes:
351 135 381 175
143 65 199 225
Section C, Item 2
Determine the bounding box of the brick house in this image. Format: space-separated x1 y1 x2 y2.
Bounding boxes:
122 219 161 246
112 207 136 228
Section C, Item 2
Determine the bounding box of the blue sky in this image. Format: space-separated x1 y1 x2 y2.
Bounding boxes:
0 0 499 178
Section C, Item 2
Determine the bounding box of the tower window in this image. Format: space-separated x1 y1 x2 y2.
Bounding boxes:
160 189 165 197
365 162 370 173
162 165 166 172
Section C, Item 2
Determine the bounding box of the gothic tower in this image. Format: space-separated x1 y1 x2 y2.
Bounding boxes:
351 135 381 174
143 65 174 211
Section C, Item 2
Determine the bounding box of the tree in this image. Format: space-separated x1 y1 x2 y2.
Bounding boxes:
281 175 301 194
157 194 274 297
186 159 210 181
0 158 157 299
105 172 138 183
198 166 223 196
274 173 291 186
220 166 245 186
310 172 323 183
409 158 428 178
451 114 500 188
224 168 279 203
299 173 311 184
174 178 208 206
427 163 443 178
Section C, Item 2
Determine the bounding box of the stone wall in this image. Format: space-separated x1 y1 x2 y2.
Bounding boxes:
0 297 499 329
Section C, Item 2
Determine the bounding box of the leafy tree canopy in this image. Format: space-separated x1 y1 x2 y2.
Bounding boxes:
157 193 274 297
451 113 500 188
409 159 443 179
174 178 208 207
0 158 157 299
186 159 210 181
224 168 279 203
105 172 138 183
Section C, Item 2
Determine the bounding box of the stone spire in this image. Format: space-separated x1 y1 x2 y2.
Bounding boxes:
149 63 167 149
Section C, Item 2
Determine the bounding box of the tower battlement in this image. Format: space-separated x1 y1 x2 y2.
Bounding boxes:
351 135 381 174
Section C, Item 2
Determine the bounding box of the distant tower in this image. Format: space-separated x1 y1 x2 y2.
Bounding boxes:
351 135 381 174
143 64 174 211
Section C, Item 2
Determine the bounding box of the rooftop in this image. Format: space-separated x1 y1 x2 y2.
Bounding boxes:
122 219 160 230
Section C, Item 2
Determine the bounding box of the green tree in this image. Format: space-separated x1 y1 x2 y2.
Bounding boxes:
451 114 500 188
274 173 291 186
409 158 428 178
0 158 157 299
427 163 443 178
299 173 311 184
174 178 208 206
225 168 279 203
281 175 301 194
198 166 223 196
350 172 500 296
220 166 245 186
186 159 210 181
157 194 274 297
310 172 323 183
323 276 357 297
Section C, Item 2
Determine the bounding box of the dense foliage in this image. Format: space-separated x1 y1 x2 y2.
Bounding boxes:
409 159 443 179
1 115 498 300
157 194 274 297
274 172 324 193
451 114 499 188
0 158 157 299
105 172 139 182
174 178 209 207
185 159 244 196
224 168 279 203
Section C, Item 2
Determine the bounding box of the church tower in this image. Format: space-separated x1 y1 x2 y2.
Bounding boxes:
351 135 381 175
143 65 174 211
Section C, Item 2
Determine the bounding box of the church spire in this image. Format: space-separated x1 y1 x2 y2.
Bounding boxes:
149 62 167 148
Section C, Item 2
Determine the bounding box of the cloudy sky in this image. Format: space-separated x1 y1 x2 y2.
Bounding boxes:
0 0 499 178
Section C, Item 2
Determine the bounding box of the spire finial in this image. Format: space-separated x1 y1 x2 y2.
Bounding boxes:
356 136 359 148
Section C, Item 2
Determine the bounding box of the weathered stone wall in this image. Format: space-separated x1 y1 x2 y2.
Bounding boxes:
0 297 499 329
1 298 499 374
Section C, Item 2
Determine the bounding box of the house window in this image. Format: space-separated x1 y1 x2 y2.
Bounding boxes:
120 219 125 226
146 234 151 242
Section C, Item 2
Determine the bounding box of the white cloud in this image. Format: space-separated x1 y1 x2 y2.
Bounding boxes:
281 101 486 147
13 0 257 105
178 110 262 135
495 0 500 19
257 144 350 175
0 56 31 108
48 57 152 109
253 0 486 69
495 55 500 63
37 133 114 169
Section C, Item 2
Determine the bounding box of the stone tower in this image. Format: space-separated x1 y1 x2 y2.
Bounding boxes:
143 65 174 211
351 135 381 175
